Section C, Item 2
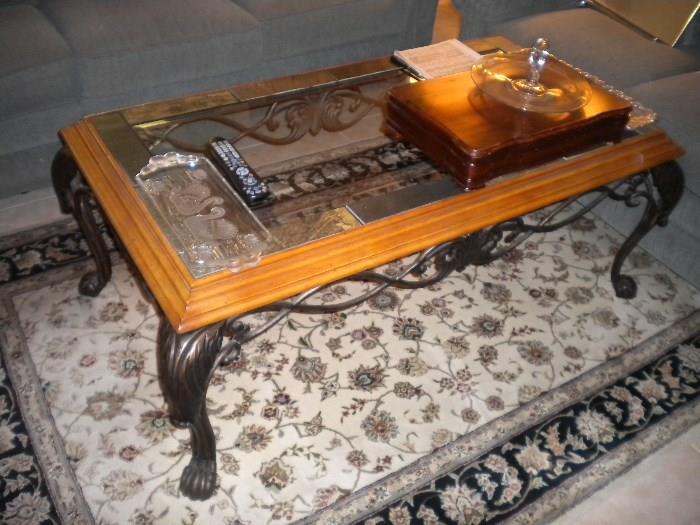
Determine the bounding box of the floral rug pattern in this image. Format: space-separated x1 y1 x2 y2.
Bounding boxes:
0 354 61 525
2 198 699 524
0 219 116 287
357 332 700 525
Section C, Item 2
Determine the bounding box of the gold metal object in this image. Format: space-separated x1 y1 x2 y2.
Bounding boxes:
590 0 699 46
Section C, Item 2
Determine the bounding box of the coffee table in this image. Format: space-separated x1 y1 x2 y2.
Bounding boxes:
51 36 684 500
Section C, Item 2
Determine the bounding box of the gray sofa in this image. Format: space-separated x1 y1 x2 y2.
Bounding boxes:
0 0 437 199
454 0 700 287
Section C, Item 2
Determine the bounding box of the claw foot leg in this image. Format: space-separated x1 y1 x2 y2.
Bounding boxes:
157 319 225 500
180 459 217 500
51 147 78 214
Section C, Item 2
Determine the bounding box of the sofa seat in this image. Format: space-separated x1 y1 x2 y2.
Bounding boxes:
491 8 700 88
589 72 700 286
0 4 83 197
229 0 438 86
0 0 437 201
41 0 262 107
628 72 700 197
0 4 76 118
236 0 414 60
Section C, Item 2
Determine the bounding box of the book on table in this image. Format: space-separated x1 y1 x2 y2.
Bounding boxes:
392 38 483 79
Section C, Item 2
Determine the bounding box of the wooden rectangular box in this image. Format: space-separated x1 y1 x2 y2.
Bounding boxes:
386 70 632 189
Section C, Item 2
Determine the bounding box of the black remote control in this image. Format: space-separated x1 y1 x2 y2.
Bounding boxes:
207 137 271 207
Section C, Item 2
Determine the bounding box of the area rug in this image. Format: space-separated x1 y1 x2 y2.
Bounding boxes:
1 143 699 525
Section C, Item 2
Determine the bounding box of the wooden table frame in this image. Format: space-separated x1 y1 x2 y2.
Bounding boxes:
51 37 685 500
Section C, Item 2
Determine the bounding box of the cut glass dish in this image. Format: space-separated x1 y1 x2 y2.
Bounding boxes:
135 152 273 276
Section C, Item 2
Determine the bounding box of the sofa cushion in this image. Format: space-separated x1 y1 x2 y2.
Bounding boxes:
584 192 700 287
492 8 700 88
41 0 262 99
627 72 700 197
0 142 68 199
234 0 410 60
580 71 700 287
235 0 354 17
0 5 76 118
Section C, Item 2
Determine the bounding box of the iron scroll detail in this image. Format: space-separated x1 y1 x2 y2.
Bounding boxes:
607 162 684 298
138 86 381 153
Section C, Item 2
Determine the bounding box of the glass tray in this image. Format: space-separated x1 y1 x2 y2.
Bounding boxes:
135 152 274 277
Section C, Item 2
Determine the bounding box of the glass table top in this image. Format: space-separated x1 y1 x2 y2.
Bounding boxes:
86 43 655 278
88 61 463 277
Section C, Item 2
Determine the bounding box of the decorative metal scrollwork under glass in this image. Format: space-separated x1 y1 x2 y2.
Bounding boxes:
137 86 381 154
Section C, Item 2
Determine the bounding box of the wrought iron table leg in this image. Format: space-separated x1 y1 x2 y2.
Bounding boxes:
611 162 684 299
157 319 226 500
71 186 112 296
147 161 684 500
51 147 78 214
651 161 685 227
52 146 113 296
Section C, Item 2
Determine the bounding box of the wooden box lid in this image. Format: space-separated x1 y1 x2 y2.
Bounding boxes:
386 67 633 188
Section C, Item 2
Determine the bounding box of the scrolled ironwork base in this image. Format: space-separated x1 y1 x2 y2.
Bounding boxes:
207 165 685 365
138 85 381 153
606 162 684 298
51 147 113 297
51 147 78 214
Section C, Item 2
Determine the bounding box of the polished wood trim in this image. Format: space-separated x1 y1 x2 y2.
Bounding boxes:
62 116 683 334
326 57 399 81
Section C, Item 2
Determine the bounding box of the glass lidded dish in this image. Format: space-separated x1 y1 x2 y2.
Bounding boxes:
471 38 592 113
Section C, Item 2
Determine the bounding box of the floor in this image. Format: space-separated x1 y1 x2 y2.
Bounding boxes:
1 2 699 523
552 424 700 525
